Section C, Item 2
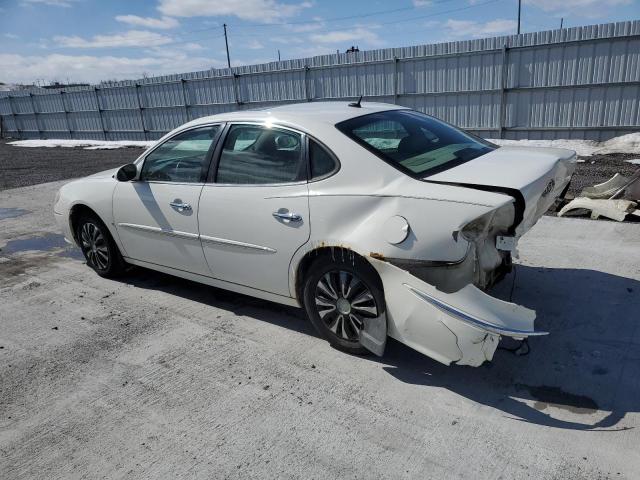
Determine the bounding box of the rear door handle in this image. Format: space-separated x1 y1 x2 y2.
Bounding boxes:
170 201 192 212
272 211 302 222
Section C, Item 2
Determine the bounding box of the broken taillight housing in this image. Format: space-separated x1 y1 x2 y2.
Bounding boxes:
461 203 515 242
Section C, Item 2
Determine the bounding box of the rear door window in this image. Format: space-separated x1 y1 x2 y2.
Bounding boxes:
309 140 338 179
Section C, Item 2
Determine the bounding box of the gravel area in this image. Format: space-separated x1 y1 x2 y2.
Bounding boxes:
0 139 145 190
1 138 638 195
568 153 639 197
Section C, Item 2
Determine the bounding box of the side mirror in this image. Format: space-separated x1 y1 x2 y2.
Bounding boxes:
116 163 137 182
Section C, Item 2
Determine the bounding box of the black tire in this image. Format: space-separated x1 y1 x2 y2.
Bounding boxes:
76 213 126 278
302 252 386 355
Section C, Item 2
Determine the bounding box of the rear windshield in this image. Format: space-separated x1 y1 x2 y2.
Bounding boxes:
336 109 495 177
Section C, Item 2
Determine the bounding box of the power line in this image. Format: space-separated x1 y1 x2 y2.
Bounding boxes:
231 3 446 29
229 0 504 40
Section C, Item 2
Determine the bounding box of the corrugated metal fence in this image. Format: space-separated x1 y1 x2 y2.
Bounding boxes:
1 20 639 141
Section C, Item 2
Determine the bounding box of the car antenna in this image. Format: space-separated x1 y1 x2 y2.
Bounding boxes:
348 95 363 108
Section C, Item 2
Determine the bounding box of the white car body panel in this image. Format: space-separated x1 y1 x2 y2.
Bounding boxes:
113 181 209 275
54 102 577 367
198 183 310 296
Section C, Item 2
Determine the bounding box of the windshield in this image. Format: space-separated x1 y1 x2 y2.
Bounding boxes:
336 109 496 177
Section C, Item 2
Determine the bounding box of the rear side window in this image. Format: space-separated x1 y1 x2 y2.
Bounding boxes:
336 110 495 178
140 126 219 183
216 124 304 184
309 140 337 179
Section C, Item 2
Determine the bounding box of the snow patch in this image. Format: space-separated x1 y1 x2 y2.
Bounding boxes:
625 159 640 165
8 139 155 150
488 132 640 157
8 132 640 156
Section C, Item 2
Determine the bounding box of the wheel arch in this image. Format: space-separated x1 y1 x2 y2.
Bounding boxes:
69 204 103 245
293 246 383 306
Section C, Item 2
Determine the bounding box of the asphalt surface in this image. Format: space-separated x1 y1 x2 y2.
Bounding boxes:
0 140 144 191
1 179 640 479
0 139 638 195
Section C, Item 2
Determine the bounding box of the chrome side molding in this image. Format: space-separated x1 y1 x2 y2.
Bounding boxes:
403 283 548 337
117 222 277 253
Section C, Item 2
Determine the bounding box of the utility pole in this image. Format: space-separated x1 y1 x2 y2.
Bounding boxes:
517 0 521 35
223 23 231 69
560 18 564 29
278 49 281 62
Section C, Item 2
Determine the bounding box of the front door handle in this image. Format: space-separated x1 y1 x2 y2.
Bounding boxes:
272 211 302 222
170 201 192 212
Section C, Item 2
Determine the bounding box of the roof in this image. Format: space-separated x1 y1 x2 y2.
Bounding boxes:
182 101 406 131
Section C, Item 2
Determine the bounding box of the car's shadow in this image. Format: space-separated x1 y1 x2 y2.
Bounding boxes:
120 264 640 431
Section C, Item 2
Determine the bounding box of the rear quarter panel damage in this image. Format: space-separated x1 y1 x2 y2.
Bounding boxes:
290 180 537 366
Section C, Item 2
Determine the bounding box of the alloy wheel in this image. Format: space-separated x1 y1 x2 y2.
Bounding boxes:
314 270 378 341
80 222 109 270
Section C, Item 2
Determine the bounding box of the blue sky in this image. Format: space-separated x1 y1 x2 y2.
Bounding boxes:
1 0 638 84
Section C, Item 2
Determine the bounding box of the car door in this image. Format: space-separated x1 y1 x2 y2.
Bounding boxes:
198 123 310 297
113 124 222 275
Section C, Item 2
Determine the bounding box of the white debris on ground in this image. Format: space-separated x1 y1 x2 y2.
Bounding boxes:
488 132 640 156
7 139 155 150
558 197 639 222
626 159 640 165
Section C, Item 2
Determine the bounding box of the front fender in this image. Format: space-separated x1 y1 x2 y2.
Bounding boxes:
54 177 120 251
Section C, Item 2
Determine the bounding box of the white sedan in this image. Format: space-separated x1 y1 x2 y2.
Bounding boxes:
54 102 576 366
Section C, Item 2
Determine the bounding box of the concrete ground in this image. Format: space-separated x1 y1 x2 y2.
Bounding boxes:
1 181 639 480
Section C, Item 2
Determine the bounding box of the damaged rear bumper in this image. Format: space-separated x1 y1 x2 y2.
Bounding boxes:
368 258 544 367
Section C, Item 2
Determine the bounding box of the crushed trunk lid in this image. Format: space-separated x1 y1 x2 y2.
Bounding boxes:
426 146 577 234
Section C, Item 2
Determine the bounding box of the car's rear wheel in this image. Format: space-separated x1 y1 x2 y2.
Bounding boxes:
303 253 385 355
76 214 126 278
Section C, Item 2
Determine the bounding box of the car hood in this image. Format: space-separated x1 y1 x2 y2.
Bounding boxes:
426 146 577 234
87 167 120 179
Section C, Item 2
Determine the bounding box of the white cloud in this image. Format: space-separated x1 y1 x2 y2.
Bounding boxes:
158 0 312 22
183 42 205 51
0 52 227 84
145 43 205 58
309 27 383 47
115 15 179 29
525 0 631 14
270 35 305 45
287 20 324 32
412 0 432 6
4 33 20 39
21 0 78 7
444 19 518 38
53 30 173 48
247 39 265 49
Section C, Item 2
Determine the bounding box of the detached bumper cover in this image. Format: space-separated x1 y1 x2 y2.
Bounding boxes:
368 257 542 367
404 284 548 338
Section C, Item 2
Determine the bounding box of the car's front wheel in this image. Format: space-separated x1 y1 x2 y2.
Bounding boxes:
76 214 126 278
303 253 385 355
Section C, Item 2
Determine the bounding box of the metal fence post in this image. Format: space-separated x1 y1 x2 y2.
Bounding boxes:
232 71 243 106
29 93 41 139
60 90 72 139
7 95 20 139
134 83 148 140
180 78 190 121
94 87 107 141
498 44 509 139
393 57 399 104
304 65 311 101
